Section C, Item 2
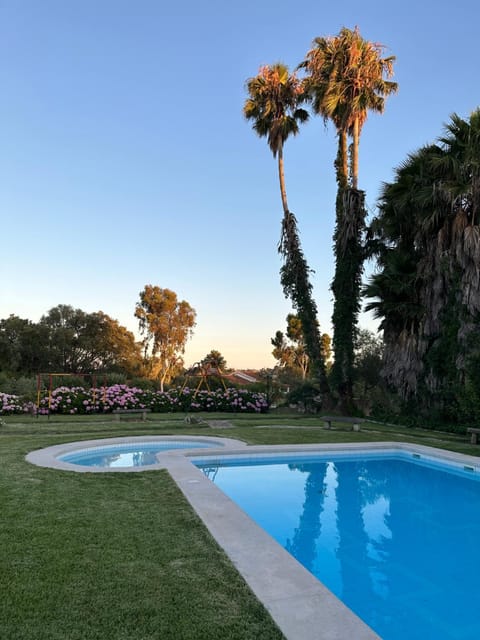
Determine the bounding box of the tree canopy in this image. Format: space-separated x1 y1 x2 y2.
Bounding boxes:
135 285 196 391
301 26 397 188
0 306 142 377
201 350 227 372
271 314 331 381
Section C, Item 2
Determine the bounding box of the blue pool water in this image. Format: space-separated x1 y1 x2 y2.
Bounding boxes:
59 440 220 468
196 452 480 640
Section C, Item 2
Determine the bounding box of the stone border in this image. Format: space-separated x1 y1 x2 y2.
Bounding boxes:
25 438 480 639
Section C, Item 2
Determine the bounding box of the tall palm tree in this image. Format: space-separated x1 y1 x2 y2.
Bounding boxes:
244 64 329 394
302 27 397 188
244 64 308 216
301 27 397 409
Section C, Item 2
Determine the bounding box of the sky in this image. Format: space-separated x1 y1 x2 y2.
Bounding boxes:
1 0 479 370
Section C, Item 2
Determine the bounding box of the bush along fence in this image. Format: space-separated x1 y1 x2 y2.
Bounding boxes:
0 384 269 416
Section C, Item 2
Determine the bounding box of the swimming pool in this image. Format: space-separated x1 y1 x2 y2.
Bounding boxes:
194 450 480 640
58 440 222 468
26 435 237 472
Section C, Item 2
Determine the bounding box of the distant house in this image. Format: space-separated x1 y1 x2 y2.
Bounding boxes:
224 370 258 385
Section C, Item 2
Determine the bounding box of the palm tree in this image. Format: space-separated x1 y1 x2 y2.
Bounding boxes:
244 64 329 394
301 27 397 409
302 27 397 188
244 64 308 216
365 109 480 418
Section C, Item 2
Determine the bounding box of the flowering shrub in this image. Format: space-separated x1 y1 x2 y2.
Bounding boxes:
96 384 150 412
0 392 28 415
0 385 268 415
37 386 90 415
179 388 269 413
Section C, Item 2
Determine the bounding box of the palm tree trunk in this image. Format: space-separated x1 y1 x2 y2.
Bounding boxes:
331 130 366 411
352 118 359 190
340 130 348 188
278 147 289 214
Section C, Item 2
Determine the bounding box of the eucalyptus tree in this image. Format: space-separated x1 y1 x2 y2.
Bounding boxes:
135 285 196 391
272 314 332 381
301 26 397 409
365 109 480 418
271 314 310 380
244 63 329 393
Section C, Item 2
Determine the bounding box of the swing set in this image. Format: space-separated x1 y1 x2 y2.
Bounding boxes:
180 361 228 398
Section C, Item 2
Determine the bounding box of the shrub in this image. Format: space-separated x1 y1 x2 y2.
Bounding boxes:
0 392 31 415
0 376 36 399
1 385 268 415
37 386 90 415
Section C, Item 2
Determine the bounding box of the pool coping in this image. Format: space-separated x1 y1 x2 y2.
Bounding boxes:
26 438 480 639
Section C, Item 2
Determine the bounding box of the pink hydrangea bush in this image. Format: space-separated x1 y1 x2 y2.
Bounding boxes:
37 386 90 415
1 385 268 415
0 392 27 415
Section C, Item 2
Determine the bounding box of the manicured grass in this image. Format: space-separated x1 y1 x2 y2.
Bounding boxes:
0 418 284 640
1 412 478 639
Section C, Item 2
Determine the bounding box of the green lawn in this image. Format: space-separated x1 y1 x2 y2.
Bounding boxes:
1 412 478 639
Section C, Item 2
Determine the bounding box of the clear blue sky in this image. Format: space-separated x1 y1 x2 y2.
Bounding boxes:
1 0 478 369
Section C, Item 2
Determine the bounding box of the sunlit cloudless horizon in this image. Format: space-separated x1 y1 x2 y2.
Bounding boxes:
1 0 478 369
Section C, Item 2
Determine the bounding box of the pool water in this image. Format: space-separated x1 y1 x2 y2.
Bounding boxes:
196 452 480 640
59 440 220 468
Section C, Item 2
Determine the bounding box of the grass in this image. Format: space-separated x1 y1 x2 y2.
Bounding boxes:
1 411 478 639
